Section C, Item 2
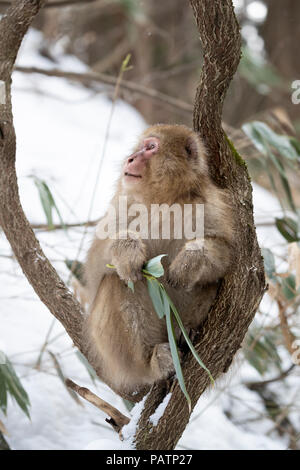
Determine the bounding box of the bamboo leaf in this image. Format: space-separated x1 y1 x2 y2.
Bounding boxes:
275 217 299 243
261 248 276 279
33 178 54 229
128 280 135 292
0 371 7 415
165 304 191 413
0 358 30 418
65 259 85 282
32 177 66 231
49 352 82 406
75 351 98 384
143 254 167 278
123 399 135 412
162 288 214 385
146 278 165 319
281 274 297 300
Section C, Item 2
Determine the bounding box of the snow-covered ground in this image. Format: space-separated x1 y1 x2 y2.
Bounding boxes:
0 29 294 450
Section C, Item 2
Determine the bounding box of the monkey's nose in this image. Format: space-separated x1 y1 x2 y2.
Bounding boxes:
142 137 160 158
126 137 160 164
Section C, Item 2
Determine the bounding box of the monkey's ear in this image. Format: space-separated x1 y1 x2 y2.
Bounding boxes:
185 137 199 160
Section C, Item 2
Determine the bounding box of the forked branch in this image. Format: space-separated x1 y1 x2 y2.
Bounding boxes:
132 0 265 450
0 0 265 451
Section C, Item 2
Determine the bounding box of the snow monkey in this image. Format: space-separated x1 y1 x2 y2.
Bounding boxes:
83 124 235 398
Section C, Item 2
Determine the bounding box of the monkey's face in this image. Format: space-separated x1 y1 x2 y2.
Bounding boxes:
122 125 208 202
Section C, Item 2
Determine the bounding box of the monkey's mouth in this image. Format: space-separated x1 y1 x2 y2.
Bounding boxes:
124 172 142 179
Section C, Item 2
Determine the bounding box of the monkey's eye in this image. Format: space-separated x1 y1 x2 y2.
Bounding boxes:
185 144 192 157
184 137 198 159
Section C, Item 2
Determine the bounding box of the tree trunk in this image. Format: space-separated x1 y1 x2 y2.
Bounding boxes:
133 0 266 450
0 0 265 450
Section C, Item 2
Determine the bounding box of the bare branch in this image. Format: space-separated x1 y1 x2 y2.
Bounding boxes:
66 379 130 434
14 65 193 115
245 364 296 390
31 218 100 231
0 0 102 383
278 300 297 356
0 0 96 8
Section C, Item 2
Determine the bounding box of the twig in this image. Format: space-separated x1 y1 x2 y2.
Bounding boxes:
67 55 132 285
0 0 96 8
278 299 297 356
0 0 91 378
66 379 130 434
14 65 193 115
31 218 99 231
35 318 56 369
245 364 296 389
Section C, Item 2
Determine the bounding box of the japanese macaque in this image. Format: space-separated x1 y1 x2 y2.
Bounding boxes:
83 124 235 399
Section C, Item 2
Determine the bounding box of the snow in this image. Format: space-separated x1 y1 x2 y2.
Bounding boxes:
0 80 5 105
0 28 294 450
121 394 149 449
149 393 172 427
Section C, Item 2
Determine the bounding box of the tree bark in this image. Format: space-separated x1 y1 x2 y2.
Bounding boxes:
0 0 98 384
132 0 266 450
0 0 266 451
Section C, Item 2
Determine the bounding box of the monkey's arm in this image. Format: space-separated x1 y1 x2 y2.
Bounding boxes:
168 237 233 290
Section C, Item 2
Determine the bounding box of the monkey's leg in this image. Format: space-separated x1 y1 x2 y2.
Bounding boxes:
150 343 177 381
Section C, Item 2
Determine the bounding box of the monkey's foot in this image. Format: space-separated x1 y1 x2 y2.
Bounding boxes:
150 342 181 381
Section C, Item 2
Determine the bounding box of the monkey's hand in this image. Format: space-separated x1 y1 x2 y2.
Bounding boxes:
168 238 232 290
111 234 147 283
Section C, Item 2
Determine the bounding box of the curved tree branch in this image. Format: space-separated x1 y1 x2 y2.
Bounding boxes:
132 0 265 450
0 0 96 381
0 0 266 451
0 0 96 8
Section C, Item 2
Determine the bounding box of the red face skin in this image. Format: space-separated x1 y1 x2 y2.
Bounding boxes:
123 137 160 183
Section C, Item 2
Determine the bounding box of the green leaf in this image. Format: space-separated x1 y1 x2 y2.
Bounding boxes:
49 352 82 406
281 275 297 300
165 304 191 413
239 47 283 91
0 371 7 415
0 358 30 418
32 177 66 231
75 351 98 384
33 178 54 228
243 121 299 162
65 259 85 282
146 278 165 319
123 399 135 412
289 137 300 157
261 248 276 280
245 328 282 375
275 217 299 243
162 288 214 385
143 254 167 278
128 280 135 292
242 121 299 212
